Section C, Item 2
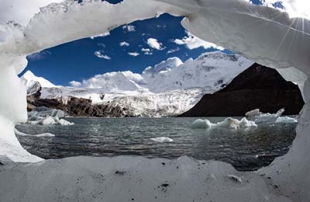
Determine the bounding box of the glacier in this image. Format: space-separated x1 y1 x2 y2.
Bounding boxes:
0 0 309 202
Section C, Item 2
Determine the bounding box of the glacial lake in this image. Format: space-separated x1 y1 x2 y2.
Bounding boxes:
16 117 297 171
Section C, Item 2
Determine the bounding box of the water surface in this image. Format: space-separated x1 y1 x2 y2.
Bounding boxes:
17 117 296 171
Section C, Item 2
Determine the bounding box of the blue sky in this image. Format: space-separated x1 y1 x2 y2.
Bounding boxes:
22 0 276 86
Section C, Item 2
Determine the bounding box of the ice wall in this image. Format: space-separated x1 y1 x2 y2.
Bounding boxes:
0 0 309 201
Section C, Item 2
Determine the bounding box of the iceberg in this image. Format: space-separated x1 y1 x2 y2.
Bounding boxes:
276 116 298 123
245 108 298 125
28 107 66 120
191 117 257 130
26 107 74 125
0 0 309 201
27 116 74 126
254 108 285 125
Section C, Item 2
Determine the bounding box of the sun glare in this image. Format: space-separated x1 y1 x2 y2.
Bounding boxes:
278 0 310 19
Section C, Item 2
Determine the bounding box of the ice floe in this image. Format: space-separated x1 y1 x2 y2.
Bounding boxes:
15 129 55 137
150 137 174 143
191 117 257 130
245 108 298 125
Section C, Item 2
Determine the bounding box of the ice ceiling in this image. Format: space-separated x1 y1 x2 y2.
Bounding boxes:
0 0 310 201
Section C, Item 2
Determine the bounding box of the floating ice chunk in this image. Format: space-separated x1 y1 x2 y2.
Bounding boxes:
245 109 262 120
15 129 55 137
191 117 257 130
276 116 298 123
41 116 56 125
28 107 66 121
254 108 285 125
239 117 258 128
245 108 288 125
27 116 74 126
191 119 214 129
55 117 74 126
217 117 241 129
150 137 174 143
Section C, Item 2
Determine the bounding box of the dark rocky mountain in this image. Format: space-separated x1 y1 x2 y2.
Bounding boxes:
180 63 304 117
27 95 131 118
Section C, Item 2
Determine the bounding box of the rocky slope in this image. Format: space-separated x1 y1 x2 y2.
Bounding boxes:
180 63 304 117
28 95 131 118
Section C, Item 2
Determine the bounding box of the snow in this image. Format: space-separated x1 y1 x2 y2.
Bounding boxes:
0 0 309 202
21 70 55 88
150 137 174 143
0 156 292 202
191 117 257 130
65 51 251 93
142 52 253 93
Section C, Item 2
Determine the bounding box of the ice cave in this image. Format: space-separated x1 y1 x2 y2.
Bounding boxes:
0 0 309 201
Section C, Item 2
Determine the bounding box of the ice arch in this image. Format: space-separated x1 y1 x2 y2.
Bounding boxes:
0 0 309 201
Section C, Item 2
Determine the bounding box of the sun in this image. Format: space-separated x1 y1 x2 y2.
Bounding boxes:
284 0 310 19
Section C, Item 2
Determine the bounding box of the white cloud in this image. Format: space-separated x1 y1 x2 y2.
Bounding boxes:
174 32 224 50
98 43 105 47
94 51 111 60
141 48 153 55
141 48 151 52
0 0 65 26
128 52 140 57
167 47 180 54
147 38 163 50
69 81 82 87
120 41 130 47
90 32 110 39
122 25 135 32
71 71 145 88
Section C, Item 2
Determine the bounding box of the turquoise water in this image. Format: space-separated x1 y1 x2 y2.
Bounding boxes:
17 117 296 171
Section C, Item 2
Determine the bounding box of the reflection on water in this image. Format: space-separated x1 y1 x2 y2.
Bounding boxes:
17 117 296 171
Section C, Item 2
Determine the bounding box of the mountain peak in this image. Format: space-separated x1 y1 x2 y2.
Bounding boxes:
142 57 183 76
21 70 56 88
197 51 239 62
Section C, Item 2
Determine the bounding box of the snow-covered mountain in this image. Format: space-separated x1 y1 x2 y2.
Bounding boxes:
69 51 253 93
142 52 253 93
21 70 56 88
22 51 254 117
